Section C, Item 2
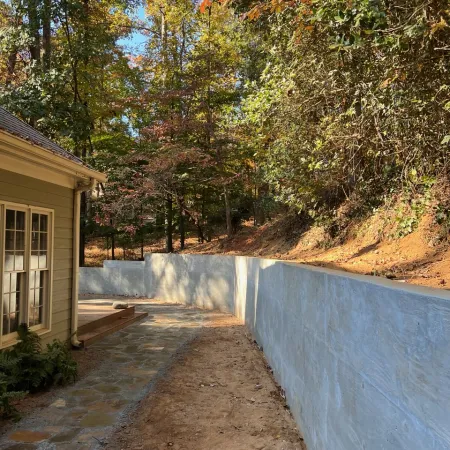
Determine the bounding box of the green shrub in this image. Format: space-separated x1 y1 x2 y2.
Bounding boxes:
0 324 78 419
0 378 26 420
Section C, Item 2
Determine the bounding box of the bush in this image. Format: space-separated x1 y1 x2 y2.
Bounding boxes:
0 324 78 419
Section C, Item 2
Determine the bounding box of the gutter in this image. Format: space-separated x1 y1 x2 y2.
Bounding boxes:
71 177 96 347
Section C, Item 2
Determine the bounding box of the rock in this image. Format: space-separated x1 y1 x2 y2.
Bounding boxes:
112 301 129 309
50 398 66 408
79 412 115 427
9 430 51 443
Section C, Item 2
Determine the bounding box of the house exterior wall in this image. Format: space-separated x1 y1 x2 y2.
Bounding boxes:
0 168 73 345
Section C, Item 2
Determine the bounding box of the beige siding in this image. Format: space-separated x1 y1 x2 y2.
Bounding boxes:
0 168 73 345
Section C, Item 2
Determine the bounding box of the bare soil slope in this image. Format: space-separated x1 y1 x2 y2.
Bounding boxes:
86 211 450 290
174 214 450 290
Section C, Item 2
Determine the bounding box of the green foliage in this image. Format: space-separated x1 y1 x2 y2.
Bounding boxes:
0 0 141 155
433 179 450 241
0 380 25 421
0 325 77 419
3 0 450 248
392 181 434 237
435 205 450 230
240 0 450 227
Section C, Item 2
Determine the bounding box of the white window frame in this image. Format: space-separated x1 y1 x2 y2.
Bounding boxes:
0 201 54 349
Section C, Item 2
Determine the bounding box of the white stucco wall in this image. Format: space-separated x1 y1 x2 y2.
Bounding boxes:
80 254 450 450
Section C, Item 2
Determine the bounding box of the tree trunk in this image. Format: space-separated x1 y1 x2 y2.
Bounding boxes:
6 51 17 85
255 186 266 226
224 185 232 237
27 0 40 127
165 193 173 253
43 0 51 70
28 0 40 65
179 204 185 250
253 182 257 226
156 206 164 234
199 187 206 243
111 233 115 260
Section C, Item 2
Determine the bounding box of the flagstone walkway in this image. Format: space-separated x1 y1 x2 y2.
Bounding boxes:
0 300 211 450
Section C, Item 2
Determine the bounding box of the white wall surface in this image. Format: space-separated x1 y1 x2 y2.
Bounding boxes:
80 254 450 450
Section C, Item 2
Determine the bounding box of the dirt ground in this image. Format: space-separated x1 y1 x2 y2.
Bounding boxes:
108 316 306 450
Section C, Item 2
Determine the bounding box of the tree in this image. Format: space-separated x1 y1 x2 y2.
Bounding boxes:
239 0 450 228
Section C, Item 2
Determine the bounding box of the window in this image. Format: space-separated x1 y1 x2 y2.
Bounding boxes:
30 213 49 327
3 209 26 336
0 203 53 346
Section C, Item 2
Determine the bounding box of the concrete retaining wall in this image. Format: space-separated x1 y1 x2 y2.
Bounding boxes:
80 254 450 450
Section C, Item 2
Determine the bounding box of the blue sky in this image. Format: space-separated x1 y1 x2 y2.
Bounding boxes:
118 5 148 55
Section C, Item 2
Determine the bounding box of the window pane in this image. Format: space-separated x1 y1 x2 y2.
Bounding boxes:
29 309 36 327
32 213 40 232
3 294 10 315
39 233 47 251
9 312 19 333
35 288 40 307
14 252 24 271
5 231 14 251
32 232 39 251
39 270 45 291
11 273 17 291
2 292 21 335
39 252 47 269
2 314 8 335
3 274 10 293
15 231 25 251
31 251 39 270
15 273 22 293
40 215 48 232
5 210 15 229
16 211 25 231
29 306 43 327
4 273 17 293
5 252 14 271
10 292 19 313
30 270 37 289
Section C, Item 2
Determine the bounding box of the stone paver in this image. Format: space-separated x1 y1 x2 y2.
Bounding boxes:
0 300 208 450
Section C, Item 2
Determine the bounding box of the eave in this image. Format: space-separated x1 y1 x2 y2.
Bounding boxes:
0 129 107 188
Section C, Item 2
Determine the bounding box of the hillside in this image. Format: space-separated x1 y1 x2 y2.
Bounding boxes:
179 216 450 291
86 209 450 291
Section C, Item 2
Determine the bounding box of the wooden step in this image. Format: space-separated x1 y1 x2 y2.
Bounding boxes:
78 311 148 347
78 305 135 335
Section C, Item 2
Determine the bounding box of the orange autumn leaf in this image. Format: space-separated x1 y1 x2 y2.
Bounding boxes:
199 0 213 13
270 0 287 13
246 4 263 21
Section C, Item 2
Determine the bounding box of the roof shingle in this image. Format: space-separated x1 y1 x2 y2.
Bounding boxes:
0 106 84 165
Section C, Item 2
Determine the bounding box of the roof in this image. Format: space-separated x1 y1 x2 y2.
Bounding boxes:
0 106 85 166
